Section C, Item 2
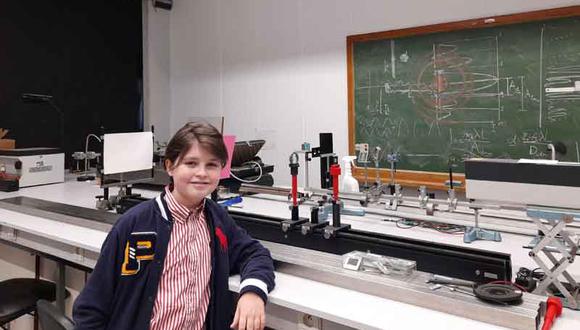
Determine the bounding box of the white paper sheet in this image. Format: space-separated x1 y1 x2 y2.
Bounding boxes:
103 132 153 175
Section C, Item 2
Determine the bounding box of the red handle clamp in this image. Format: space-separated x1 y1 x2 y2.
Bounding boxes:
541 296 563 330
330 164 341 202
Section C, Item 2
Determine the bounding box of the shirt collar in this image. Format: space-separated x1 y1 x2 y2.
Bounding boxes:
164 186 205 223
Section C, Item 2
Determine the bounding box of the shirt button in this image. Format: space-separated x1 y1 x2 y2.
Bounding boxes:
148 296 153 302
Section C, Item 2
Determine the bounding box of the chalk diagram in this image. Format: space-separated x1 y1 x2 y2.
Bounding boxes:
355 28 580 170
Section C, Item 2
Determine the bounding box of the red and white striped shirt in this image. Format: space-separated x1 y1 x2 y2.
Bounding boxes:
150 188 212 330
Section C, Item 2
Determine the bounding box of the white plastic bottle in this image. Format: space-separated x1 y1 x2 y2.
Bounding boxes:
341 156 360 193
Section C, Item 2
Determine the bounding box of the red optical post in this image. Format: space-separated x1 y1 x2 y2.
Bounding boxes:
292 175 297 206
289 153 300 220
330 164 341 202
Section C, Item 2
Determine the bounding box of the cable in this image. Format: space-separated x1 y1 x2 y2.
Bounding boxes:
228 161 263 183
395 218 465 235
531 267 545 280
515 267 539 292
395 219 419 229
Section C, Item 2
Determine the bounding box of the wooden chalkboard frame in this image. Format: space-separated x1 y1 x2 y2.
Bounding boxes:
347 5 580 191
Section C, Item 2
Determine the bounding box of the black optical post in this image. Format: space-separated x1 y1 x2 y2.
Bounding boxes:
20 93 65 152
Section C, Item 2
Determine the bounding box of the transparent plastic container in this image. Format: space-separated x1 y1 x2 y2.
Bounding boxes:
342 251 416 277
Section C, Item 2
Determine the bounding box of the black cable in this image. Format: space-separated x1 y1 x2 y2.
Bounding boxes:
531 267 545 280
395 219 465 234
395 219 419 229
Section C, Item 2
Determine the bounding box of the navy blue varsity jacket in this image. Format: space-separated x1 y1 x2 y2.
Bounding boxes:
73 193 275 330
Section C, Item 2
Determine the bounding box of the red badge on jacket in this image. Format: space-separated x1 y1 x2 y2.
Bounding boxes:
215 227 228 251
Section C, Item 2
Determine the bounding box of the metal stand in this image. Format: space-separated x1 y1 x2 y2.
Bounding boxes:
464 208 502 243
323 166 350 239
322 201 350 239
418 186 429 208
301 206 328 235
56 262 66 312
447 188 458 212
386 152 400 186
387 184 403 211
527 207 580 310
298 142 312 190
316 202 365 221
354 143 370 190
282 152 309 232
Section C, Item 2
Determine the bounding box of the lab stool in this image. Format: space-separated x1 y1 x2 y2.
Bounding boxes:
0 278 59 330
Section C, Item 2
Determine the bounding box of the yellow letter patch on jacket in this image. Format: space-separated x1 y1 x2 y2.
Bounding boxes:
121 232 156 276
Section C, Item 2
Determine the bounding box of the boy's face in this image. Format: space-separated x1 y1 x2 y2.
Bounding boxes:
166 140 223 208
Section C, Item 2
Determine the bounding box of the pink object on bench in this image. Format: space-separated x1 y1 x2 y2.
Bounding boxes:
220 135 235 179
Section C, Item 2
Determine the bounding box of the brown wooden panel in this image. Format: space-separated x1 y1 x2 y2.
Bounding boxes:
353 167 465 192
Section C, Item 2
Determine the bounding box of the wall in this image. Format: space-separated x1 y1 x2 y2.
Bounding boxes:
143 2 172 144
165 0 580 186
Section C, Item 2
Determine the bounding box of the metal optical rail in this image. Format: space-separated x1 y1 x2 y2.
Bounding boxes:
264 241 543 330
229 210 512 283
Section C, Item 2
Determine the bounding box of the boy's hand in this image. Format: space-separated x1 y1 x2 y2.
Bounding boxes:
230 292 266 330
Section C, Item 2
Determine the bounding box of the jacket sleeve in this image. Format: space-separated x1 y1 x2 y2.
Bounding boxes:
223 210 275 303
73 225 122 329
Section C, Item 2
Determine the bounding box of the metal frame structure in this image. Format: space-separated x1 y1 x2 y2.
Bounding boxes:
527 207 580 310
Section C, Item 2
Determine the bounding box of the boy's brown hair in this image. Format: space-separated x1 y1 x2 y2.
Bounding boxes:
164 122 228 169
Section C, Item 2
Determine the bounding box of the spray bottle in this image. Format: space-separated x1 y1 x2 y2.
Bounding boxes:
341 156 360 193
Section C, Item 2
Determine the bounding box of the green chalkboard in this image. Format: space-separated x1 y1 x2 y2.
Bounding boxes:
348 7 580 173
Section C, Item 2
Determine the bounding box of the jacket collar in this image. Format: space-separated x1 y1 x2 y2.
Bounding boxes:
155 192 172 223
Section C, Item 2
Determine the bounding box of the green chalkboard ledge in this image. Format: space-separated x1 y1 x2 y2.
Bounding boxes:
353 167 465 192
